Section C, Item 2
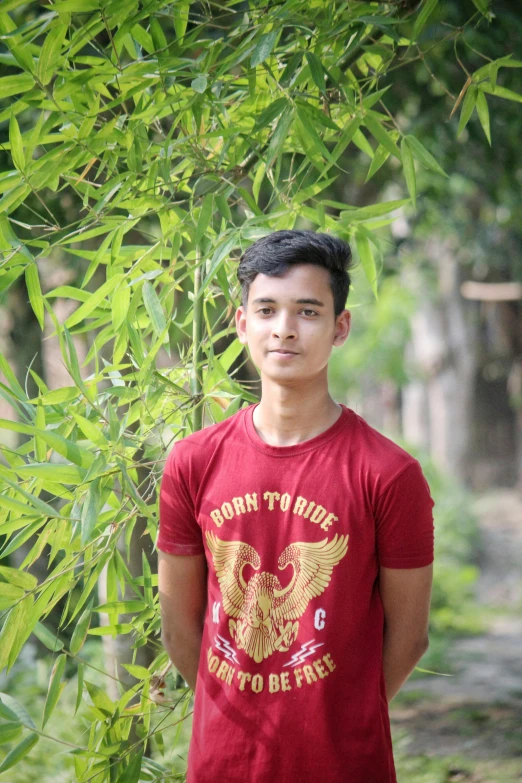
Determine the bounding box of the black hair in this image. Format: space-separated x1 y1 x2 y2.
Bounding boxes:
237 230 353 317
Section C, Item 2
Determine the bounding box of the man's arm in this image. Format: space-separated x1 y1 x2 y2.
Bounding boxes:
379 563 433 702
158 551 208 691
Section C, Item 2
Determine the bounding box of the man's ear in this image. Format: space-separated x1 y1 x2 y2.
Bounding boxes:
333 309 351 347
235 304 248 345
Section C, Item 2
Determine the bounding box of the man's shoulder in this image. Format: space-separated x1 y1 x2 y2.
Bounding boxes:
349 409 420 482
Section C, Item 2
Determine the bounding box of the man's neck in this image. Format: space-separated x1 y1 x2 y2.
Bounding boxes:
253 381 342 447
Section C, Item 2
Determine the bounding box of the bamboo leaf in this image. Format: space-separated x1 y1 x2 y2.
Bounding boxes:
356 230 378 298
25 264 45 330
457 84 477 136
265 106 293 169
480 83 522 104
64 274 123 329
0 74 34 99
365 144 390 182
121 664 150 680
401 137 417 210
9 113 24 172
42 654 67 728
250 29 278 67
412 0 438 41
0 722 22 745
305 51 325 93
74 662 84 716
363 113 401 160
37 23 67 85
0 595 34 673
0 731 39 773
0 693 34 726
0 565 37 591
142 281 167 337
94 601 147 614
475 90 491 144
253 97 288 131
0 584 25 611
32 621 64 652
471 0 489 15
191 75 207 94
405 135 448 177
69 601 93 655
195 194 213 247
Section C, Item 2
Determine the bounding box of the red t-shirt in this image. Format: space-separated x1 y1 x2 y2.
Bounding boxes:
158 403 435 783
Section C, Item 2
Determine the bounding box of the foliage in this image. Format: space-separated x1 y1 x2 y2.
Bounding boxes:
0 0 518 778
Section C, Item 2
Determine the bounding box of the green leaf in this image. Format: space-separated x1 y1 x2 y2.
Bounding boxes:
74 662 84 716
32 621 64 652
115 750 143 783
84 681 115 716
365 144 390 182
253 97 288 132
0 595 35 673
0 565 37 591
405 135 448 177
0 583 25 611
401 137 416 210
412 0 439 41
87 623 134 636
94 601 147 614
81 480 99 545
195 194 213 247
457 84 477 136
250 29 278 68
471 0 489 15
42 654 66 728
475 90 491 144
9 113 24 172
356 230 378 297
173 0 190 39
0 693 32 725
69 601 93 655
363 113 401 161
142 281 167 337
0 74 35 99
121 664 150 680
0 723 22 745
480 83 522 104
25 263 45 330
37 23 67 86
191 75 207 94
64 274 123 329
0 731 39 773
305 51 325 94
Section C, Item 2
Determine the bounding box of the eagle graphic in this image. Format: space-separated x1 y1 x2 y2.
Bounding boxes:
206 532 349 663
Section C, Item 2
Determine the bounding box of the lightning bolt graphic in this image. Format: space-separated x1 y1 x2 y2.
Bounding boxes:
214 634 240 664
282 639 324 667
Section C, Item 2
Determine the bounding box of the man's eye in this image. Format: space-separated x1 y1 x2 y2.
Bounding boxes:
259 308 272 315
301 309 318 316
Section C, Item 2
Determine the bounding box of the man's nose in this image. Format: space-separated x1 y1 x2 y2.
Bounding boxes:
272 312 297 339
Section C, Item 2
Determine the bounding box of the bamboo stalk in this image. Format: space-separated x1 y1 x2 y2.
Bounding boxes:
191 250 204 432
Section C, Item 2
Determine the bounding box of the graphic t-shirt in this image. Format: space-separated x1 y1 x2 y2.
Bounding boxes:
158 403 435 783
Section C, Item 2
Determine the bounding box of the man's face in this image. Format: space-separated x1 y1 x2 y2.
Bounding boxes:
235 264 351 385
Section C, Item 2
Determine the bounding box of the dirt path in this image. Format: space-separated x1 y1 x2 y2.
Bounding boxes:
390 489 522 782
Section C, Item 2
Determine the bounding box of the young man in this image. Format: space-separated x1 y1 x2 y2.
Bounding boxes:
158 230 434 783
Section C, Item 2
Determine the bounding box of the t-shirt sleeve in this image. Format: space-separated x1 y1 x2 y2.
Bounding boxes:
374 459 435 569
157 443 204 556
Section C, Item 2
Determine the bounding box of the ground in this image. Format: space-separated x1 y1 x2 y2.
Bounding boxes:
390 489 522 783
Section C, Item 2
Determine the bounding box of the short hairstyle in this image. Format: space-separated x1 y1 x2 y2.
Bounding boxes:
237 230 353 317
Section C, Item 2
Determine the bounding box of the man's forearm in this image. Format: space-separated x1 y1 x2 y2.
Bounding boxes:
162 625 204 691
382 629 429 702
